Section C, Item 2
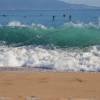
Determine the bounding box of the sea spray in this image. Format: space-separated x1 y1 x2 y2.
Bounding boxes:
0 45 100 71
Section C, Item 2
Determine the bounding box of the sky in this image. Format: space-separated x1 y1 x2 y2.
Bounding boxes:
60 0 100 7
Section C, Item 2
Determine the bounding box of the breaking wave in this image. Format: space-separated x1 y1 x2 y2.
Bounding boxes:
0 21 100 71
0 45 100 72
0 21 100 48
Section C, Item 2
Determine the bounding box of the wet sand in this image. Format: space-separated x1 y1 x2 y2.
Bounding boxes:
0 72 100 100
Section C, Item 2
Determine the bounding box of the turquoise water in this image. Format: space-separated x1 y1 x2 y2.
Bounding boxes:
0 24 100 48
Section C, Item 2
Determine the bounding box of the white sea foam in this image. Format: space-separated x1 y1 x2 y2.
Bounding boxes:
6 21 47 29
64 22 84 28
32 23 47 30
64 21 100 29
0 46 100 72
0 20 98 29
7 21 28 27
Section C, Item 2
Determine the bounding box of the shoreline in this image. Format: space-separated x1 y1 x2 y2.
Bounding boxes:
0 72 100 100
0 67 99 72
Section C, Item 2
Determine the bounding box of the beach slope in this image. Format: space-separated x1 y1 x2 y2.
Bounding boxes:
0 72 100 100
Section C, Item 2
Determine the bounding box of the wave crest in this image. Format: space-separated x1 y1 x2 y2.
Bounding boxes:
0 20 99 28
0 21 100 47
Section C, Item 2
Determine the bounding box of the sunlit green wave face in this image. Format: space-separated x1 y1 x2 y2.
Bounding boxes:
0 25 100 48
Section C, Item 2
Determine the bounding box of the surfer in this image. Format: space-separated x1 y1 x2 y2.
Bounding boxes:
69 15 72 22
63 14 66 22
63 14 66 18
2 14 7 17
24 15 27 18
52 15 55 22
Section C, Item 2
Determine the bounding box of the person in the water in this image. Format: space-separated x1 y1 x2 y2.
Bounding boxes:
63 14 66 18
69 15 72 22
63 14 66 22
2 14 7 17
52 15 55 22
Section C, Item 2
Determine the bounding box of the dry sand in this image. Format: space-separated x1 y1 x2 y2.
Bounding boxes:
0 72 100 100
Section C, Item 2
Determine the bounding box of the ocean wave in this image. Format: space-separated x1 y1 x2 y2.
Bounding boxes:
0 20 100 28
64 22 100 29
0 45 100 71
7 21 28 27
0 21 100 72
7 21 47 29
0 21 100 47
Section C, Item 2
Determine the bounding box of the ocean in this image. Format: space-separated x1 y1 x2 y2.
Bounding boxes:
0 9 100 72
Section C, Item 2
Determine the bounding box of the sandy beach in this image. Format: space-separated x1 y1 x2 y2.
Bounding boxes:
0 72 100 100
